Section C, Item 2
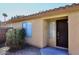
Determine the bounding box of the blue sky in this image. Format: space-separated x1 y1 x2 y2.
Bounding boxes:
0 3 72 22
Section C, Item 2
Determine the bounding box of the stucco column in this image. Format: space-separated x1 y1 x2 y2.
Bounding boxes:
68 12 79 55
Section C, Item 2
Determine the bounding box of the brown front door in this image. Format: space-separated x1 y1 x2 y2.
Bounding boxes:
56 19 68 48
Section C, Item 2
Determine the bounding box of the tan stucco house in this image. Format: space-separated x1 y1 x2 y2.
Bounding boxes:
1 3 79 55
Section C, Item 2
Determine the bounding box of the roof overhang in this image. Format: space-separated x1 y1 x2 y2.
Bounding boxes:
2 3 79 24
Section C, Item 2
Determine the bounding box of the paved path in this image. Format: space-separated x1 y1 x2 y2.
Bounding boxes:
0 47 9 55
41 47 69 55
0 45 69 55
6 46 41 55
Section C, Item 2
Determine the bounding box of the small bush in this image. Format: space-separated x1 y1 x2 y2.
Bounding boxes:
5 28 25 50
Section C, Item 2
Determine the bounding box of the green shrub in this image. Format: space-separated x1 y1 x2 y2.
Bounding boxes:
5 28 25 49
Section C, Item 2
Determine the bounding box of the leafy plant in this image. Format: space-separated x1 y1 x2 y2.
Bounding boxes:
5 28 25 50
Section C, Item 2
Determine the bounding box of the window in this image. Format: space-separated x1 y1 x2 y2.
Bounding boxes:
22 22 32 38
48 22 56 39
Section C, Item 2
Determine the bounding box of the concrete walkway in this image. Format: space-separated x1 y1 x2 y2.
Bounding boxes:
0 45 69 55
41 47 69 55
6 46 41 55
0 47 9 55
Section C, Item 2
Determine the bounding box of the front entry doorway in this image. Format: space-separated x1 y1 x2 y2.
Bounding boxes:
56 19 68 48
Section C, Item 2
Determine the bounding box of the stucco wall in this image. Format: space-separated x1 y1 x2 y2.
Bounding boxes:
12 22 22 29
43 20 48 47
48 21 56 47
17 19 44 48
43 20 56 48
0 22 22 29
68 12 79 55
0 23 11 28
25 19 44 48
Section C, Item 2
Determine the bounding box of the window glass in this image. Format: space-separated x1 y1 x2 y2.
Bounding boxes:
22 22 32 38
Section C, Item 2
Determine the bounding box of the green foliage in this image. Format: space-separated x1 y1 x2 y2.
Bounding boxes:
2 13 8 17
5 29 25 49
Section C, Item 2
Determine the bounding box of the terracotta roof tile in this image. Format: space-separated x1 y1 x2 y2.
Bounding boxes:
23 3 79 17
